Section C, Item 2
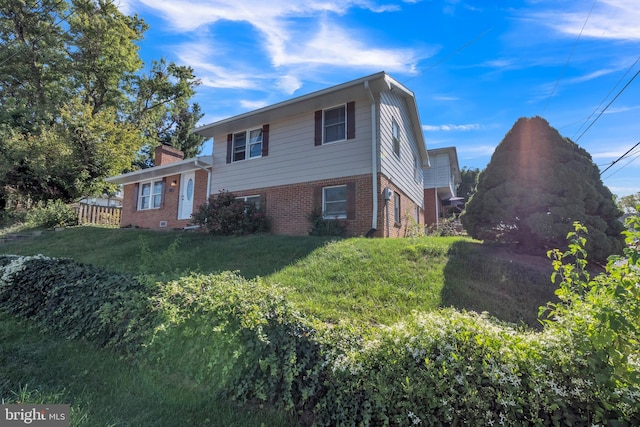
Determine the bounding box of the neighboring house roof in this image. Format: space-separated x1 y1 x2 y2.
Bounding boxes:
194 71 429 166
106 156 213 185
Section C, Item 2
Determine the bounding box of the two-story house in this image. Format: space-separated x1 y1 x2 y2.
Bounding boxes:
107 72 429 237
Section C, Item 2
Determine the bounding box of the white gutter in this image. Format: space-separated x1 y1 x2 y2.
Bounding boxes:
365 80 378 231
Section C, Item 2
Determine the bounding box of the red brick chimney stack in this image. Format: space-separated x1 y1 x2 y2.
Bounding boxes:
154 144 184 166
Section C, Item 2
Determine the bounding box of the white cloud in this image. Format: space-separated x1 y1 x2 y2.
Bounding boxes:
535 0 640 41
423 124 481 131
134 0 425 95
240 99 270 110
432 95 460 101
175 42 262 89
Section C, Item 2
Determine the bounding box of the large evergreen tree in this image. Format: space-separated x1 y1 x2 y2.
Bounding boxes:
0 0 204 206
461 116 624 261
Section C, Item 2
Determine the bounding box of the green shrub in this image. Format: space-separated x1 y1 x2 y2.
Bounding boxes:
0 214 638 425
191 190 269 235
307 209 347 237
0 254 156 352
25 199 78 228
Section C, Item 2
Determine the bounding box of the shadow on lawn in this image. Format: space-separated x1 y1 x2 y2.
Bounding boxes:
440 240 558 329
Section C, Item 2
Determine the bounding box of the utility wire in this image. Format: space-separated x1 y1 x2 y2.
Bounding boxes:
541 0 597 115
402 26 494 85
601 150 640 180
600 140 640 175
575 67 640 143
572 55 640 140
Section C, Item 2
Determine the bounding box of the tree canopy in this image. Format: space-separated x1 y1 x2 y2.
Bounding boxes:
0 0 204 207
460 116 624 261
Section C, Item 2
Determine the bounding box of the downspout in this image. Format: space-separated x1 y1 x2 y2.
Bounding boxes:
194 158 211 198
365 81 378 234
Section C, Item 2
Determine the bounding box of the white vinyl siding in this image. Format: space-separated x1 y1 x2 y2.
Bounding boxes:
379 91 424 206
423 152 454 189
210 96 372 192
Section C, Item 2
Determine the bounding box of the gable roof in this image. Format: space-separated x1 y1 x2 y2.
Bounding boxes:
194 71 429 165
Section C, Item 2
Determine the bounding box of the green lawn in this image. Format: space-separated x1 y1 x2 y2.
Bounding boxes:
0 226 559 426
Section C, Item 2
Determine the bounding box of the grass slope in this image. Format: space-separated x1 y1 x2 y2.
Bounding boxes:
0 313 292 427
0 226 556 327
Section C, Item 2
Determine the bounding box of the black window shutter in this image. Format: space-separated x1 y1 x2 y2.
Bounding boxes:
262 124 269 156
314 185 323 212
314 110 322 146
346 182 356 219
133 183 139 211
226 134 233 163
346 101 356 139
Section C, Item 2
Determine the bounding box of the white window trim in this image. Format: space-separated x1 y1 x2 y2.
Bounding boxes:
322 184 348 219
232 128 263 162
323 104 347 144
138 179 163 210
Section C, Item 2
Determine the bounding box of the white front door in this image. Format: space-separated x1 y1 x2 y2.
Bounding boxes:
178 171 195 220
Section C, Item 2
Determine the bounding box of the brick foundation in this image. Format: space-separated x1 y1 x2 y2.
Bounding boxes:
120 169 209 229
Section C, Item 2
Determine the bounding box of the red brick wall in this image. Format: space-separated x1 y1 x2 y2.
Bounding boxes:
233 174 375 237
120 169 209 229
120 171 424 237
378 175 424 237
154 145 184 166
423 188 441 226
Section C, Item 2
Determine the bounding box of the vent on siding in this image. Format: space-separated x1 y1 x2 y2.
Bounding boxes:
159 221 168 228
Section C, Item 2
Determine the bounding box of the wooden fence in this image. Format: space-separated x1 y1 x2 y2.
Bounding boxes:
76 203 122 226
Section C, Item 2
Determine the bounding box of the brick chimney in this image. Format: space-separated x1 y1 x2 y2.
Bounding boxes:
154 144 184 166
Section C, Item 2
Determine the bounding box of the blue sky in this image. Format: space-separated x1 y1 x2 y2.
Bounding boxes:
117 0 639 197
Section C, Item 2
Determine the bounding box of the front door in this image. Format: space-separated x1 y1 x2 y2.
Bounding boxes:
178 171 195 220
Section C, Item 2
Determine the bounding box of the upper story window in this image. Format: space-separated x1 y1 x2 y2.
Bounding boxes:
314 101 355 146
139 180 163 210
324 105 346 143
413 152 422 183
392 118 400 157
233 128 262 162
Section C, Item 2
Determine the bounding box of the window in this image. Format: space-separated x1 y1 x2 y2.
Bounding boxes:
139 180 163 210
413 152 422 183
237 195 261 210
392 118 400 157
324 105 346 143
323 185 347 219
232 128 262 162
393 192 401 224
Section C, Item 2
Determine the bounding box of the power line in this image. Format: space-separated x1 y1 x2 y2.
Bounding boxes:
572 55 640 140
575 67 640 143
601 150 640 180
402 26 494 85
541 0 597 115
600 140 640 175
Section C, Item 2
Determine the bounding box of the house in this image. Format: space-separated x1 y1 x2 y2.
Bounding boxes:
423 147 462 226
107 72 430 237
